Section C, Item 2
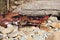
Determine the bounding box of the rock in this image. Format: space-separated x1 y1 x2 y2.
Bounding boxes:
13 1 60 16
1 24 18 34
0 26 5 32
20 35 27 40
40 25 53 32
18 36 21 40
1 24 14 34
52 22 60 28
46 31 60 40
2 39 8 40
15 35 21 40
8 38 18 40
12 25 18 32
12 21 18 26
27 36 33 40
48 16 58 22
0 34 3 39
33 35 45 40
8 30 19 37
2 37 9 40
7 38 13 40
13 38 18 40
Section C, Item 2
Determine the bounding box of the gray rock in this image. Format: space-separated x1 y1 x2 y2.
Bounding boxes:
0 34 3 39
